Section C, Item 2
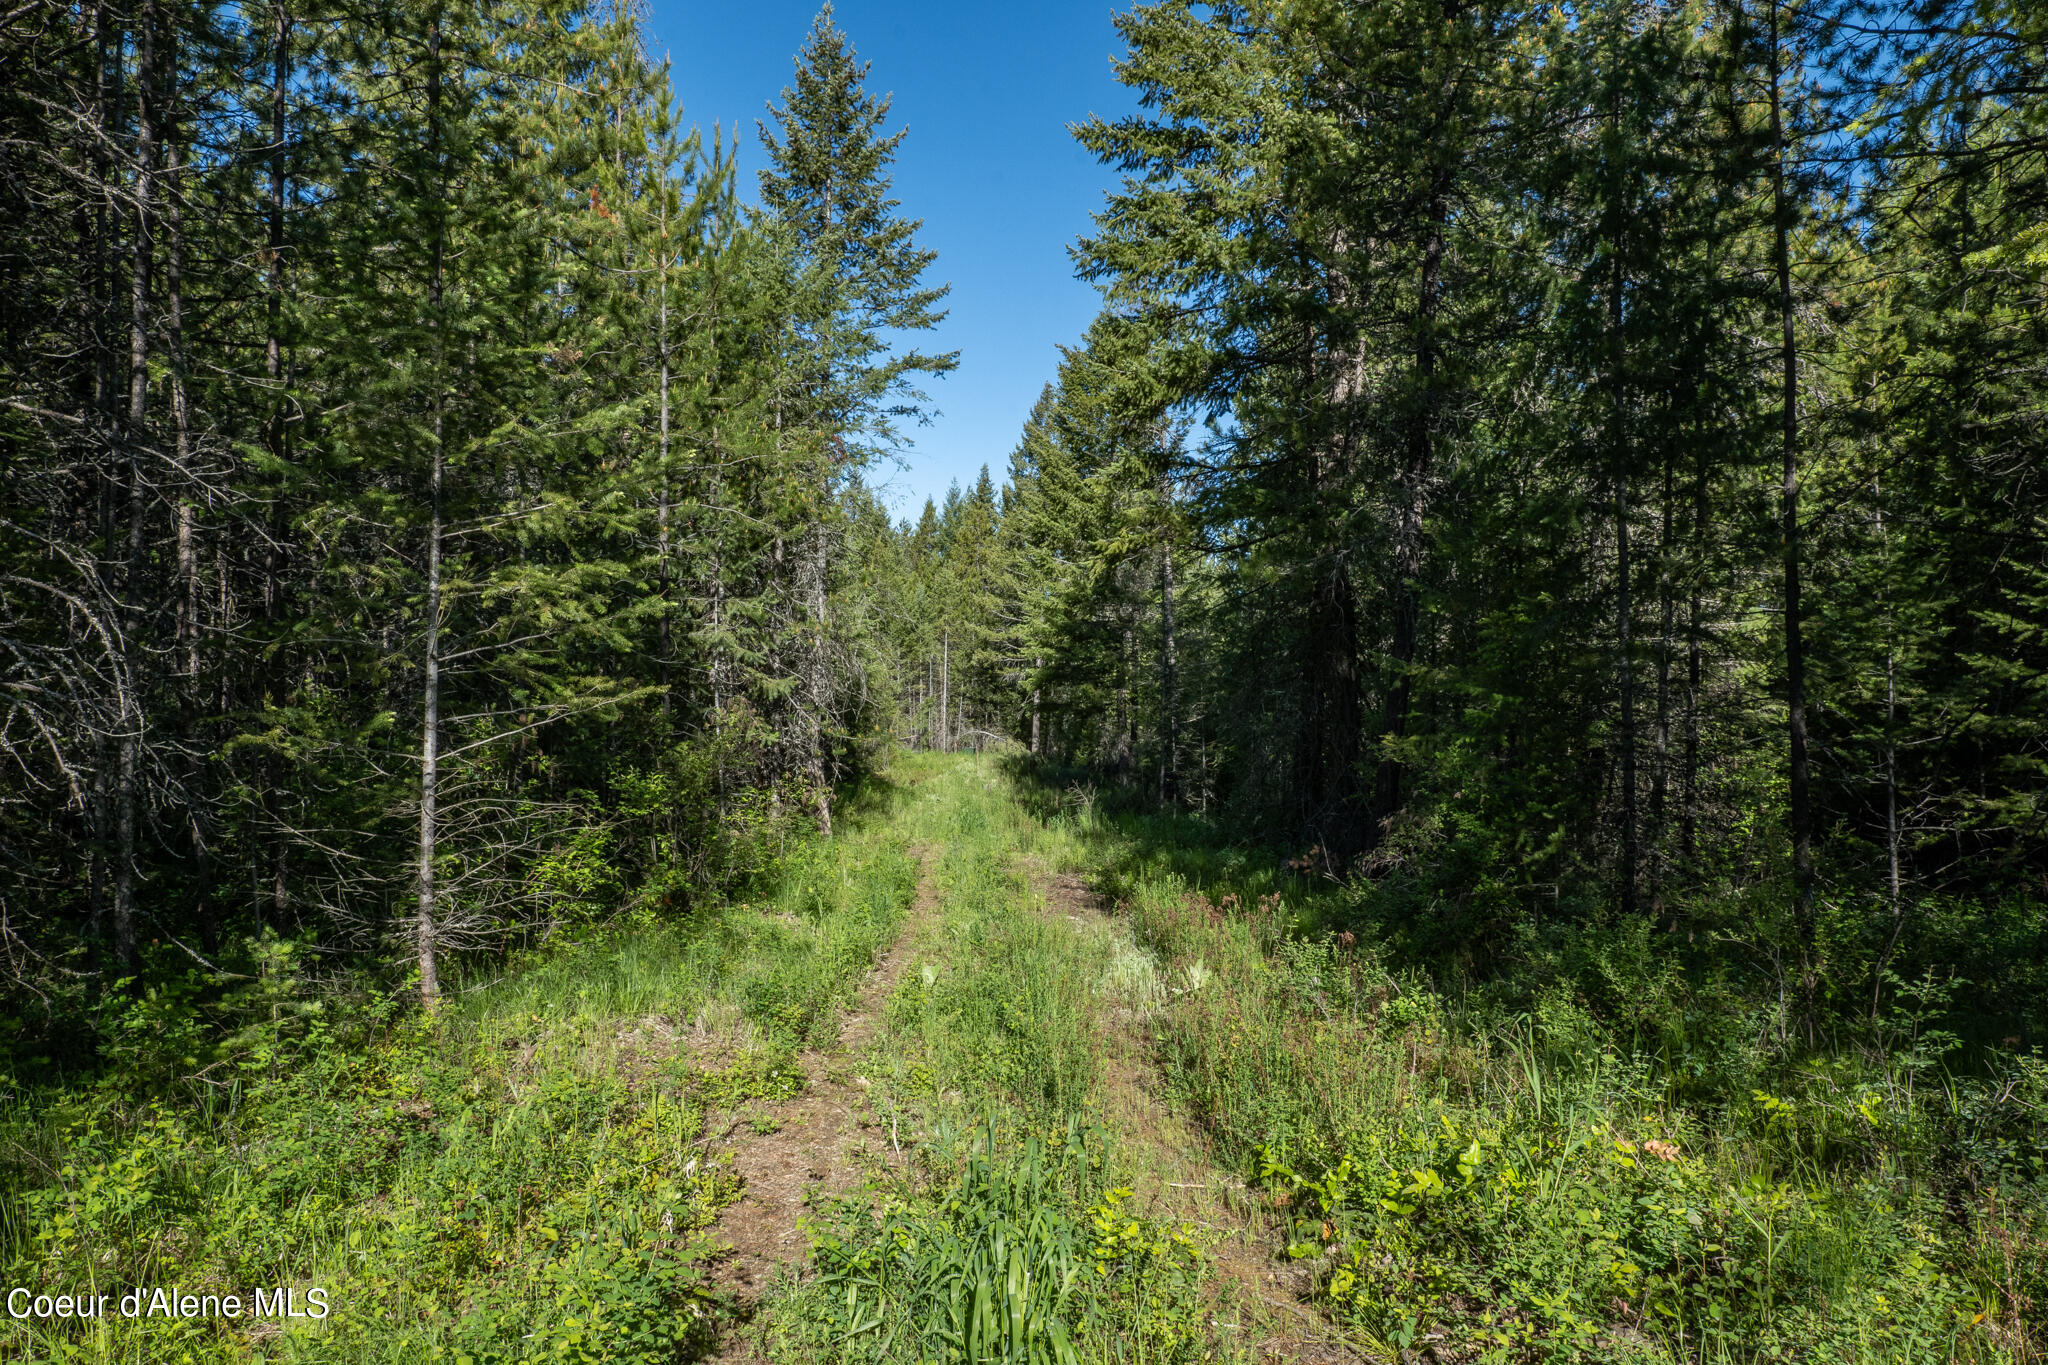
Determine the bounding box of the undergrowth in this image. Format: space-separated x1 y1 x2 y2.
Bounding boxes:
0 784 918 1363
20 751 2028 1364
1012 760 2047 1364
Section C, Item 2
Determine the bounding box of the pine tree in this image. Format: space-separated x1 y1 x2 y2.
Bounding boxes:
758 3 955 829
1075 0 1531 859
758 3 955 455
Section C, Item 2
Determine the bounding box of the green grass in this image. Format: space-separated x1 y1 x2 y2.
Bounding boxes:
0 781 918 1364
1010 760 2048 1364
17 752 2030 1363
758 752 1223 1365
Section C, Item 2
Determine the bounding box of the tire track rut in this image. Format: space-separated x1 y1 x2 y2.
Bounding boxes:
704 847 939 1361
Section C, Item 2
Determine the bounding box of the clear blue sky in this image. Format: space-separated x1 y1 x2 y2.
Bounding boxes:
643 1 1137 521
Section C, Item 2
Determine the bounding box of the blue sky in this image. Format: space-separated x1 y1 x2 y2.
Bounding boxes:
643 1 1140 521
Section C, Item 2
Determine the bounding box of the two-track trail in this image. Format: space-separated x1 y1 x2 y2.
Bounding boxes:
1025 856 1369 1365
702 754 1365 1364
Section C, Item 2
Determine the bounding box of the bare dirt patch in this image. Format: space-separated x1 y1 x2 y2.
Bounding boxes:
703 848 938 1361
1027 857 1370 1365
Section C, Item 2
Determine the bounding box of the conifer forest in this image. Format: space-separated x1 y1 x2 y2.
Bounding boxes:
2 0 2046 1360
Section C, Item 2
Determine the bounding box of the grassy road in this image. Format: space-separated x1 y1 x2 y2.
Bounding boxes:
732 750 1338 1364
743 753 2029 1364
6 753 2031 1364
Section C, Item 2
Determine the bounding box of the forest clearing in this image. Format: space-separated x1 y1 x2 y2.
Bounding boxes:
4 0 2046 1359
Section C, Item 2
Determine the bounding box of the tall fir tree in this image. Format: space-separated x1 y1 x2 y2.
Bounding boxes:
756 3 955 831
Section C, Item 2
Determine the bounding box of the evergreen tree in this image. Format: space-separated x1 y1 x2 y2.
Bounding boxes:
757 3 956 830
0 0 936 1030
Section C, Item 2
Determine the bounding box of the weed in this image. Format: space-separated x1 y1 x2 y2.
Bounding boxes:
0 778 920 1363
1007 756 2047 1363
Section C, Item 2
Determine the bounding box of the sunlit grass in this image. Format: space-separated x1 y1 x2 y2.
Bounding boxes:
762 753 1224 1365
0 777 918 1364
1014 761 2045 1364
13 752 2029 1363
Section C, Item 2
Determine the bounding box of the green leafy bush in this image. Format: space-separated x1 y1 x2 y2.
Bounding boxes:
0 784 921 1363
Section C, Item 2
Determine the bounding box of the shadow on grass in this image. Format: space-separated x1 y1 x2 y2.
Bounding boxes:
988 758 2048 1363
997 753 1345 931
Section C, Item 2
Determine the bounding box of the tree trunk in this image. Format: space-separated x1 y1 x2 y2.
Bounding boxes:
114 719 140 975
1122 624 1137 784
1031 655 1043 757
1768 0 1814 981
416 10 446 1007
1684 429 1706 864
266 0 288 452
656 192 673 713
165 83 215 952
168 130 197 679
418 417 444 1005
809 528 831 834
93 0 117 422
1872 484 1904 1015
115 3 162 977
89 749 110 948
83 0 118 955
1610 171 1638 920
127 0 157 471
261 0 291 932
1376 163 1450 833
1302 554 1362 857
707 465 726 714
1114 627 1129 780
1652 439 1675 901
1160 537 1179 806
